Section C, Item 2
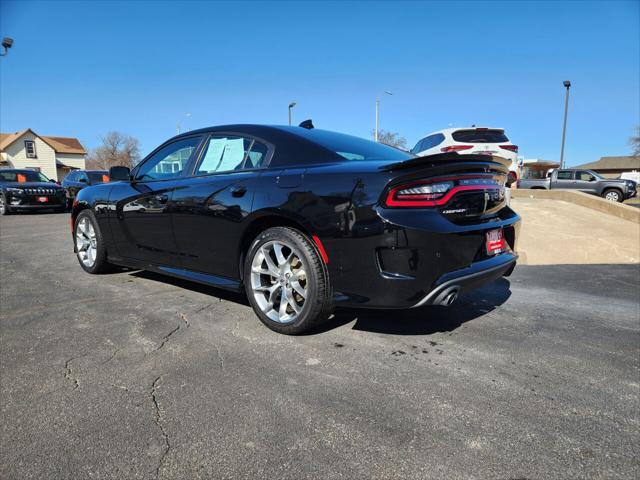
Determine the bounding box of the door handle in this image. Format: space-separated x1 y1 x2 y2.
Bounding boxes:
231 186 247 197
155 194 169 204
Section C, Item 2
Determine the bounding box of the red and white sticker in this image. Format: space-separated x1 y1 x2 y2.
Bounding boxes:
37 196 49 203
486 229 505 255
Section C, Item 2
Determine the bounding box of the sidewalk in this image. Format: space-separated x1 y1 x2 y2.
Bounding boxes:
511 197 640 265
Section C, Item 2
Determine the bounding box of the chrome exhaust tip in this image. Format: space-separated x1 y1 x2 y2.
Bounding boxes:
436 287 460 306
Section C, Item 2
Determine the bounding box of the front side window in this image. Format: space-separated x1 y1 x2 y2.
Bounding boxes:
556 170 574 180
195 136 269 174
24 140 37 158
136 136 202 181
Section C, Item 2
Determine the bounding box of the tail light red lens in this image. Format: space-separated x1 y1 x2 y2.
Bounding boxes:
385 175 504 208
499 144 518 152
441 145 473 153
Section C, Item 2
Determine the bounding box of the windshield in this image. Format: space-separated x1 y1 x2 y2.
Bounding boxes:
0 170 51 183
289 128 414 162
87 172 109 184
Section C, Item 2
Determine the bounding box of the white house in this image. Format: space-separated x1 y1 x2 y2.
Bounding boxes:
0 128 87 181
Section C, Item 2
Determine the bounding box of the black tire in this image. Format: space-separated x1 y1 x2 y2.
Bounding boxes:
74 209 113 274
243 226 333 335
0 194 12 215
603 189 623 203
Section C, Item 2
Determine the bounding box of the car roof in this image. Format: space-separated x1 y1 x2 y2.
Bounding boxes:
0 168 41 173
167 124 347 167
419 126 505 137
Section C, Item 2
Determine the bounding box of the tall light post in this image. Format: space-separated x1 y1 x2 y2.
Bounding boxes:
176 112 192 135
559 80 571 169
375 91 393 142
288 102 297 126
0 37 13 57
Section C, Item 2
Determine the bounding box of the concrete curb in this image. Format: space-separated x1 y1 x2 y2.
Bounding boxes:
511 189 640 223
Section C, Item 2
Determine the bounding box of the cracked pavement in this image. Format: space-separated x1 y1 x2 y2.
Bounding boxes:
1 213 639 479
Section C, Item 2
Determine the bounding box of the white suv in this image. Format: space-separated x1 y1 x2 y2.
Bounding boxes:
411 127 519 182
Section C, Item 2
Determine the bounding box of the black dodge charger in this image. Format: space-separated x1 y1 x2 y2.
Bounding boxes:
71 124 520 334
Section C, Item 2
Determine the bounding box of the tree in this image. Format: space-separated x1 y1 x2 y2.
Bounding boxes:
630 126 640 156
86 131 141 170
371 129 408 150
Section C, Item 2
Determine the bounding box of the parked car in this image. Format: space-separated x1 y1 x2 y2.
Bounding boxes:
620 171 640 184
62 169 109 208
71 124 520 334
411 127 520 183
517 168 637 202
0 169 67 215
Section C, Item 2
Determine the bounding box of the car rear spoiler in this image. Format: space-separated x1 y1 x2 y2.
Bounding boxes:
380 152 511 173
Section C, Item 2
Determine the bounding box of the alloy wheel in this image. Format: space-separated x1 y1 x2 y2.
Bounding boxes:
0 196 5 215
605 191 620 202
76 217 97 267
250 240 308 323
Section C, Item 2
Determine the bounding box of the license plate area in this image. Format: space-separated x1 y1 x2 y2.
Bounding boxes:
486 228 505 255
37 196 49 203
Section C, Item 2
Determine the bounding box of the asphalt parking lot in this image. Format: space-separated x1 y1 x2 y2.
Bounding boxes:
1 213 639 479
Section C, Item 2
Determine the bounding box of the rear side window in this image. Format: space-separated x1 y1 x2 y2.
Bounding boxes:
556 170 574 180
452 129 509 143
195 136 269 174
87 172 108 184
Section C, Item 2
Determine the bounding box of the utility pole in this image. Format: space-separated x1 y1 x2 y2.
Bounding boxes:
288 102 297 126
374 91 393 142
560 80 571 169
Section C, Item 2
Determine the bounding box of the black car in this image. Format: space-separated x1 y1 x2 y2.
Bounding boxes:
0 169 67 215
71 124 520 334
62 169 109 208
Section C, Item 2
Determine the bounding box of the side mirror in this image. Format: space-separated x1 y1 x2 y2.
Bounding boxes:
78 177 88 183
109 166 131 182
589 177 596 182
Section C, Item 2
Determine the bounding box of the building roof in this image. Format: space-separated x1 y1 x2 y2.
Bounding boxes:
573 156 640 171
0 128 87 154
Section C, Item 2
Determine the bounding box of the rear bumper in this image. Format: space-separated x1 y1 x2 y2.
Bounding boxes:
330 206 521 309
411 252 517 307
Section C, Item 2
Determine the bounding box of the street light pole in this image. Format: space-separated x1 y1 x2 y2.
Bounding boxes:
374 91 393 142
176 112 192 135
0 37 14 57
288 102 297 126
560 80 571 169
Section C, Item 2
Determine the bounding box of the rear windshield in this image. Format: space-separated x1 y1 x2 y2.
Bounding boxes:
290 128 413 162
0 170 51 183
87 172 109 183
452 129 509 143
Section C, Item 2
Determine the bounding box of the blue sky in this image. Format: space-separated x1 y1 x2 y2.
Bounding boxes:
1 0 638 165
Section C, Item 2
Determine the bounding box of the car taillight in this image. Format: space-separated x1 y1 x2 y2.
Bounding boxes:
499 145 518 152
385 176 503 208
441 145 473 153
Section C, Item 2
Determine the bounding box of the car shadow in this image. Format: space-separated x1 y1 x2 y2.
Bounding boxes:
308 278 512 336
128 270 511 336
129 270 249 305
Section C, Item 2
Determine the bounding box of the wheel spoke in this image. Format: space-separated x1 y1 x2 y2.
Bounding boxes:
273 242 287 266
279 290 289 319
261 247 280 275
290 280 306 299
287 290 301 313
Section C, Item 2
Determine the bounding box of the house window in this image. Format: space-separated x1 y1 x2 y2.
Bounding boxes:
24 140 37 158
